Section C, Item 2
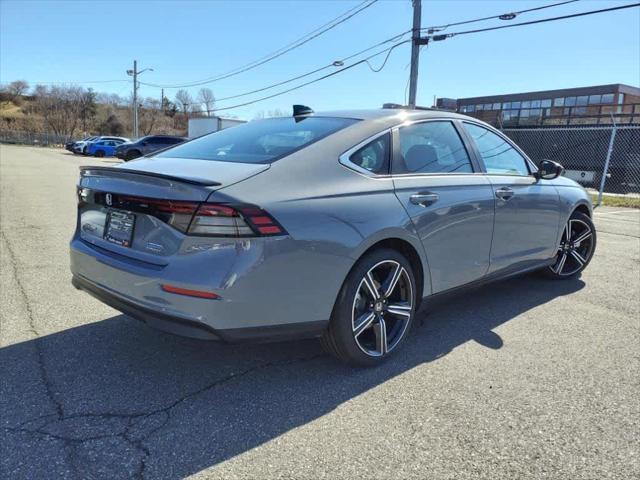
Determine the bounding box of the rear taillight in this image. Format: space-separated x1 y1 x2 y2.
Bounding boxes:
104 194 286 237
188 204 286 237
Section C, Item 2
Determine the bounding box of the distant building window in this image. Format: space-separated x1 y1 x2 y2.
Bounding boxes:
467 105 475 112
522 100 531 108
553 97 565 107
503 102 511 109
565 97 576 107
601 93 614 104
576 96 588 106
510 102 520 109
545 108 552 116
574 106 587 114
531 100 541 108
530 108 542 117
588 94 601 105
493 103 501 110
485 104 493 110
476 104 483 111
460 106 467 113
520 109 530 118
541 99 552 108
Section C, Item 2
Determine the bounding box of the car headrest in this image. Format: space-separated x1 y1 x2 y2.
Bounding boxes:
405 144 438 173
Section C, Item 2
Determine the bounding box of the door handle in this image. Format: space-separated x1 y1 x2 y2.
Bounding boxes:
410 192 439 206
495 187 514 201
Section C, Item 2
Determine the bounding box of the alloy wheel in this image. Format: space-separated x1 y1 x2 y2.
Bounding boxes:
351 260 413 357
550 218 594 276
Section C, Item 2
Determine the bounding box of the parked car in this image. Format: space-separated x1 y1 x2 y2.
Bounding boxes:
115 135 186 161
86 139 126 157
73 136 129 155
71 108 596 366
66 136 99 153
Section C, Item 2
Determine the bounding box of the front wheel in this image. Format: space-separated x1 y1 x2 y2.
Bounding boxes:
545 211 596 279
321 248 417 367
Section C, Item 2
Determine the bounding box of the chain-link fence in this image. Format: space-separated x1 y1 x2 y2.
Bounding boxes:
502 125 640 202
0 130 70 146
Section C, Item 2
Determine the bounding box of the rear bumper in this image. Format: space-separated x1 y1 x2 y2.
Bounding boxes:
72 273 327 343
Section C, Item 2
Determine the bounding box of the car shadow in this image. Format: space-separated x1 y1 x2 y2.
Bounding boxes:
1 274 584 479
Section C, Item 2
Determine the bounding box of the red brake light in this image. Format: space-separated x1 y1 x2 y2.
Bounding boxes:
103 193 286 237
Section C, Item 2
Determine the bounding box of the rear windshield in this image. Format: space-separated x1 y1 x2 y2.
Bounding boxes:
156 116 358 163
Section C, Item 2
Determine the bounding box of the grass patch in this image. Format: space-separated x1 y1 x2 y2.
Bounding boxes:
591 194 640 209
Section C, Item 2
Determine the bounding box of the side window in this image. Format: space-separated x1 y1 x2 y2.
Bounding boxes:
394 121 473 174
463 123 529 176
349 132 390 174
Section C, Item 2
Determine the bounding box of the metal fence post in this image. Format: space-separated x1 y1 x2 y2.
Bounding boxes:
596 117 617 208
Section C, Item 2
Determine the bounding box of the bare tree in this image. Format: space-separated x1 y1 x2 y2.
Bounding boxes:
139 98 162 135
197 88 215 117
5 80 30 101
175 89 192 117
32 85 85 139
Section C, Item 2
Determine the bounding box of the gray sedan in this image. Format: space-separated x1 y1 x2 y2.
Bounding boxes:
70 108 596 366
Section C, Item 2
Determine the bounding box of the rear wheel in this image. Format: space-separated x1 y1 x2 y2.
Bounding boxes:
545 211 596 279
321 248 417 367
95 150 105 158
125 150 141 161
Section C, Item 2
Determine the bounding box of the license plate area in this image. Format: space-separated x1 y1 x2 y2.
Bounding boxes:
104 210 136 247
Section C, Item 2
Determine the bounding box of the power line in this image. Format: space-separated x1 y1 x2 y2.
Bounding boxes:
428 2 640 41
30 79 129 85
143 0 379 89
213 40 410 112
141 29 411 102
422 0 580 33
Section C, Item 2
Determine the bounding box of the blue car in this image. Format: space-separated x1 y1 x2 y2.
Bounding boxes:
86 139 126 157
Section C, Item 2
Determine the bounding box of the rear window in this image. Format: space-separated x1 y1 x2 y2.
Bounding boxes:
156 116 358 163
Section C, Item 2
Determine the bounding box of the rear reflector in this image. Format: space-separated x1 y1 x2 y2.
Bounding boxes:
161 284 219 299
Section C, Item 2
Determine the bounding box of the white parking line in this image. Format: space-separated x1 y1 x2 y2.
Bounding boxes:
594 210 639 216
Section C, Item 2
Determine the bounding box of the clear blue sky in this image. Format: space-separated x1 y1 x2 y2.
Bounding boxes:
1 0 639 119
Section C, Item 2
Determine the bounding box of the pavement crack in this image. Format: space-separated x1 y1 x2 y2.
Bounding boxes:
0 230 64 419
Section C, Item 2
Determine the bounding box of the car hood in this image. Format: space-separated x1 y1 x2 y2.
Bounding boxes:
117 156 271 189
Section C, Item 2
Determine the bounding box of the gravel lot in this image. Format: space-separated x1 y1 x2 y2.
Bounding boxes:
1 144 638 480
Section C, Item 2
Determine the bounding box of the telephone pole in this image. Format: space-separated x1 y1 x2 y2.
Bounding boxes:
132 60 138 138
126 60 154 139
408 0 422 108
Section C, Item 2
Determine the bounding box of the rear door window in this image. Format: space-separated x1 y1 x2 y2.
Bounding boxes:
157 116 358 163
394 121 473 174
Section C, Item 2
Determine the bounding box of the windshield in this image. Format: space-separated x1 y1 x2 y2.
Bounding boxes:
156 116 358 163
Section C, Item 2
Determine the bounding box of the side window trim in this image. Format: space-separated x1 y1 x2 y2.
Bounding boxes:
391 118 479 176
339 129 392 177
462 121 537 176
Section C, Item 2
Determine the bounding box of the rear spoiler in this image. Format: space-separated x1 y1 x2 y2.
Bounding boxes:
79 166 221 187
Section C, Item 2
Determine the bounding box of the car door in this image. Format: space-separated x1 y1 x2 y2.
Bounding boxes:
462 122 561 273
391 119 495 294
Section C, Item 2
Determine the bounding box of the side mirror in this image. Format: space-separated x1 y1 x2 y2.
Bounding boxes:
535 159 564 180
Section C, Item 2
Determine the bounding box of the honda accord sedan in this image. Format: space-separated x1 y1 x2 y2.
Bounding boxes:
70 107 596 366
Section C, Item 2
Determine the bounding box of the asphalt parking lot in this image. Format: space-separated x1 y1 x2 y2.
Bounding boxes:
1 144 638 479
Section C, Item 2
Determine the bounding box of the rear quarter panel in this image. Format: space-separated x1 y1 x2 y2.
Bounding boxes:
207 126 429 324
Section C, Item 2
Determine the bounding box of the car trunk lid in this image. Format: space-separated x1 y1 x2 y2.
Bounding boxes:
77 160 270 263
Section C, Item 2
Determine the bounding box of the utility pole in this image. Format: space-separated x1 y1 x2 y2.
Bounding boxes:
161 88 164 111
132 60 138 138
126 60 154 139
408 0 422 108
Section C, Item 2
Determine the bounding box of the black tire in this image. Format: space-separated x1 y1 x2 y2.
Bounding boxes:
544 210 596 279
321 248 417 367
125 150 141 161
95 150 105 158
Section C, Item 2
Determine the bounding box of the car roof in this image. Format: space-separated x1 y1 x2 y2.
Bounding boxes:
313 108 468 122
